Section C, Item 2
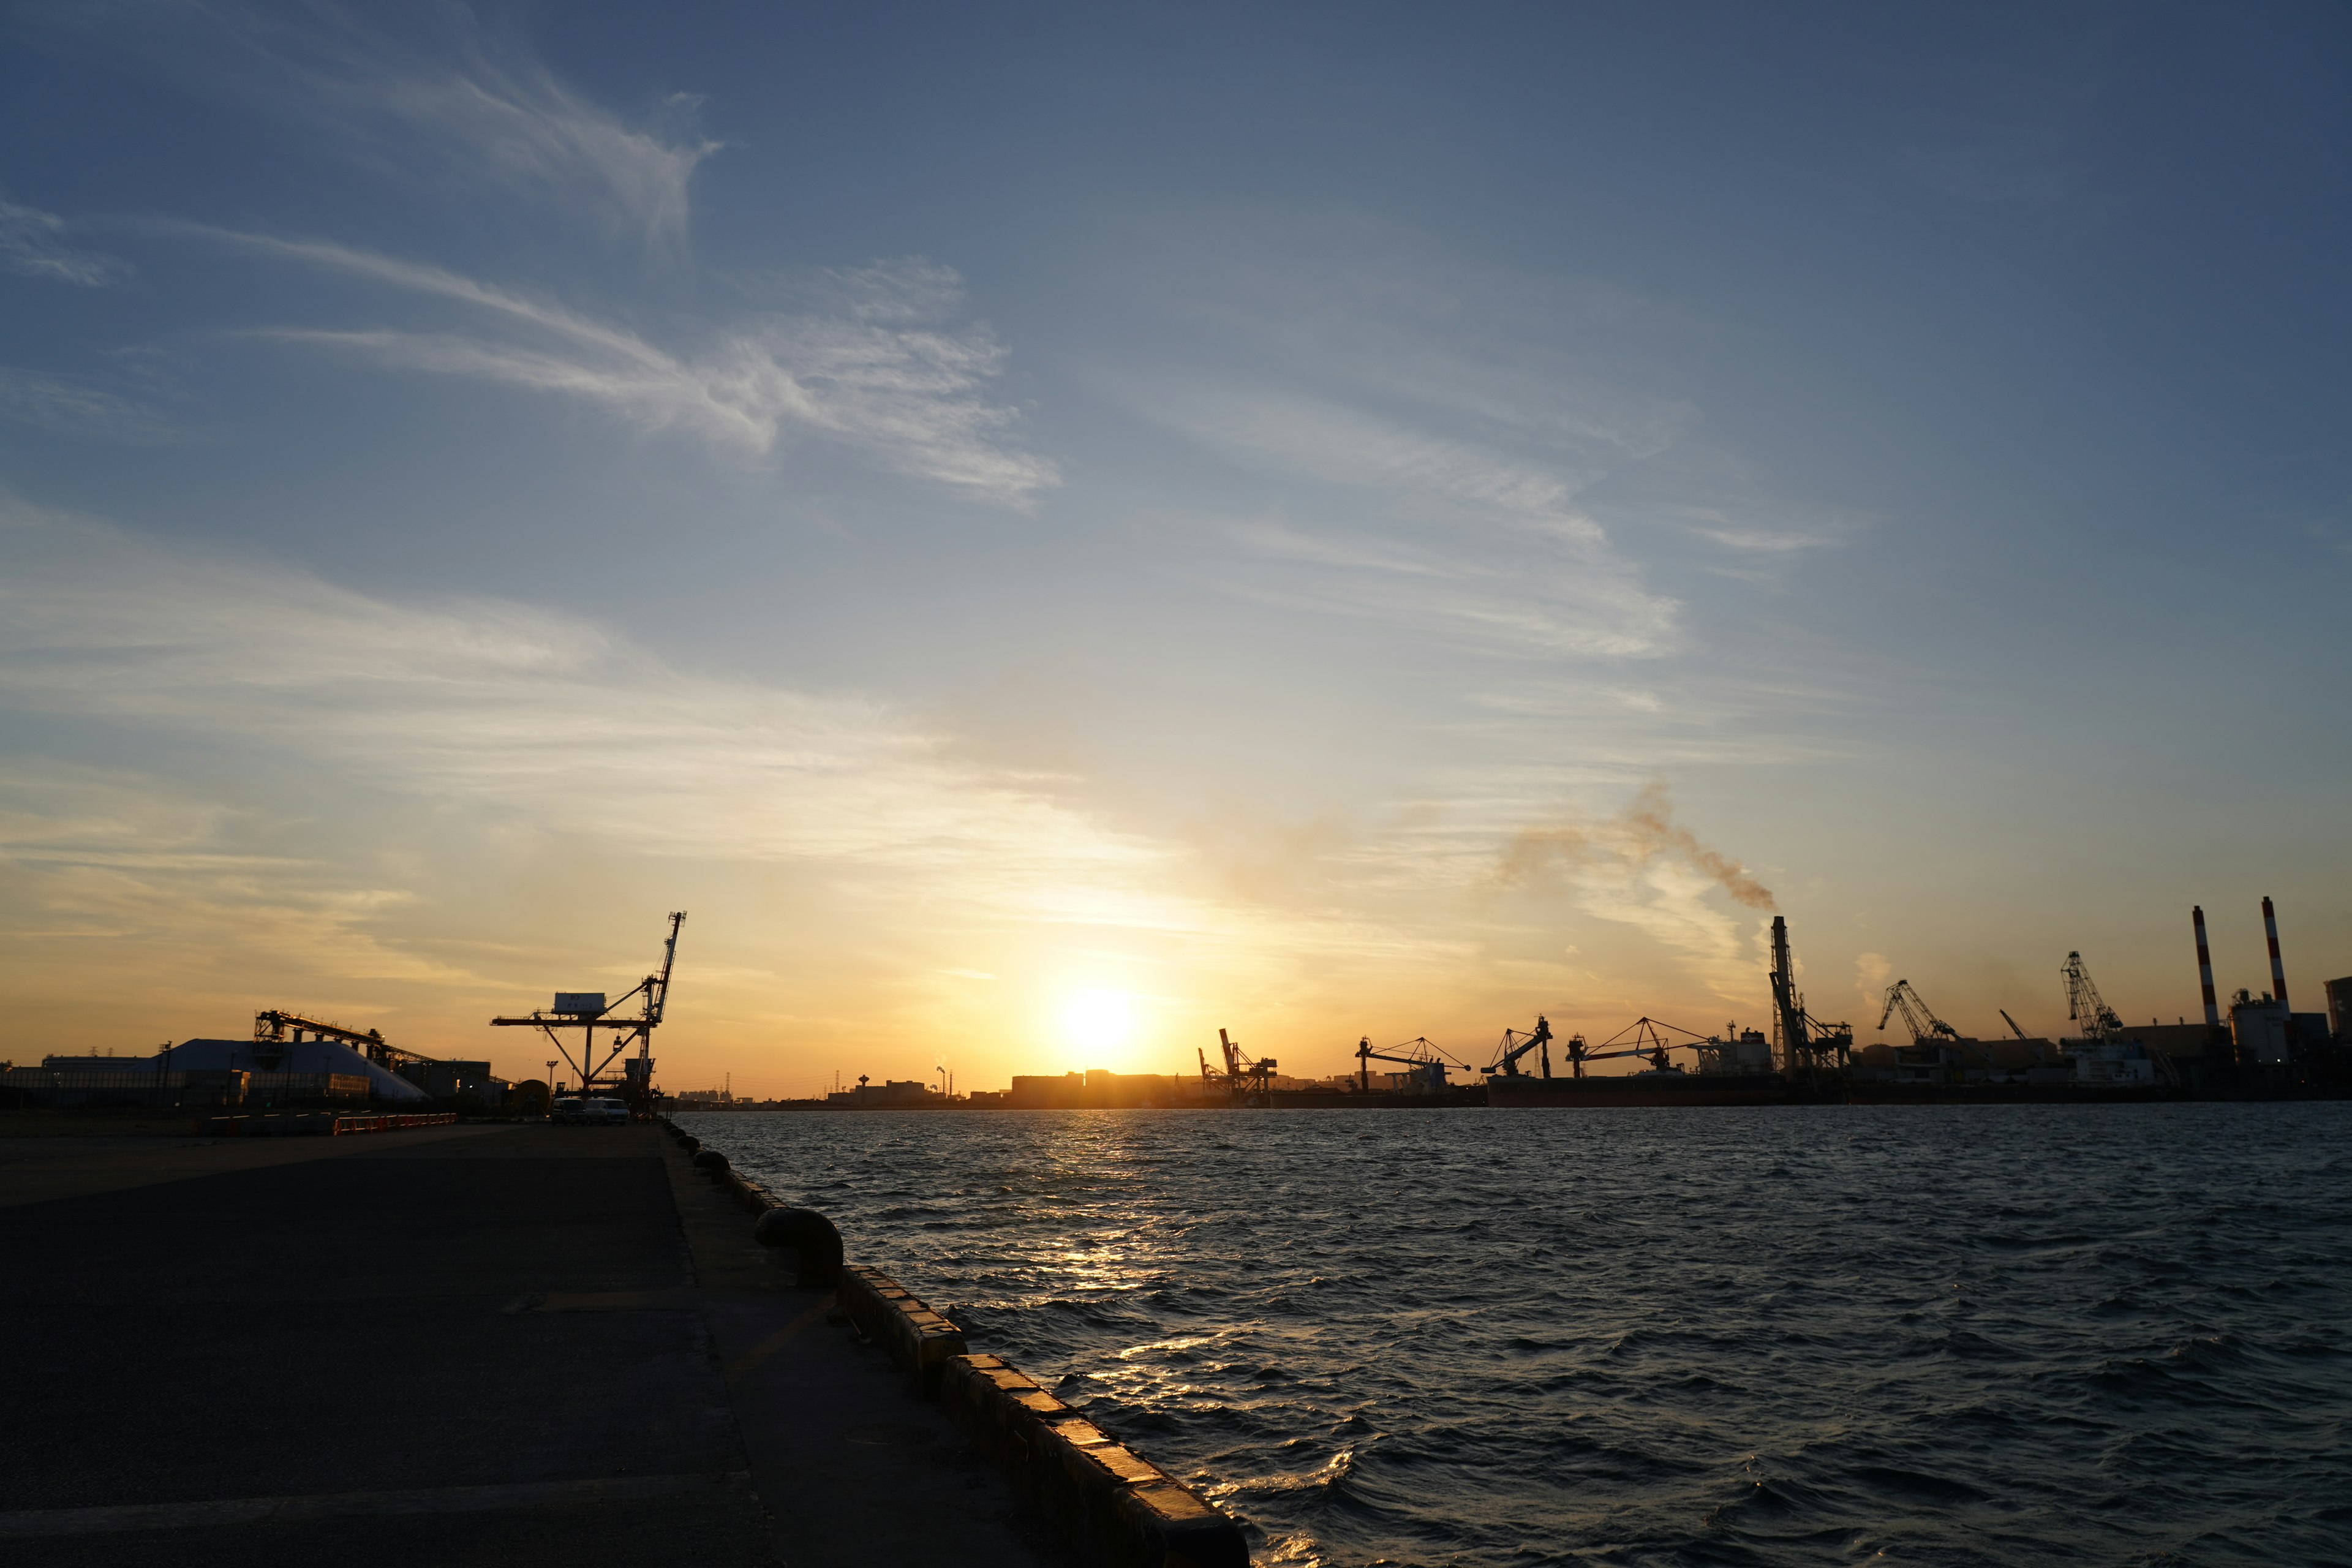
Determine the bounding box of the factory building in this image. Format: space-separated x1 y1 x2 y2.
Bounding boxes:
1005 1070 1182 1109
62 1038 426 1099
394 1058 501 1102
826 1077 937 1107
10 1037 431 1107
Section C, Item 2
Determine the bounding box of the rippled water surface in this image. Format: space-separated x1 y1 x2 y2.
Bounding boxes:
679 1104 2352 1566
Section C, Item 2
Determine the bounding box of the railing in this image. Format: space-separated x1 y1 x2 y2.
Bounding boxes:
190 1112 461 1137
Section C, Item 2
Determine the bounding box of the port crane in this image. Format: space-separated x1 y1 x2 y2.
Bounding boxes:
1877 978 1999 1073
1877 980 1962 1045
251 1010 447 1075
1579 1015 1719 1072
492 912 685 1108
1483 1016 1555 1079
1200 1028 1276 1102
1355 1035 1471 1093
2060 949 2179 1087
1997 1008 2054 1066
2061 952 2122 1042
1768 916 1852 1081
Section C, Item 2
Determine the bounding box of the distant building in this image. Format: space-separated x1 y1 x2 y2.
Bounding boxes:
2328 977 2352 1042
396 1058 503 1105
2230 996 2291 1065
2107 1022 2223 1061
1005 1070 1183 1109
1853 1036 2057 1084
827 1078 935 1107
36 1038 428 1103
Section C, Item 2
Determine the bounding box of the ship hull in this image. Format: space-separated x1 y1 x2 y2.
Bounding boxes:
1484 1072 1801 1107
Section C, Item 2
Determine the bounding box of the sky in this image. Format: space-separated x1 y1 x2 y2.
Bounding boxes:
2 1 2347 1095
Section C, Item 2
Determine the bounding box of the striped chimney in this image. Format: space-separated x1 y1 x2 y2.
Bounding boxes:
2263 895 2290 1010
2193 905 2220 1028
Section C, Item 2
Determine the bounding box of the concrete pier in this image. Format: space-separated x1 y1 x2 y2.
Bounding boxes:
0 1122 1049 1566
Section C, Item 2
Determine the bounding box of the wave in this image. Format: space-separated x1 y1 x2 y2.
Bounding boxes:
684 1102 2352 1567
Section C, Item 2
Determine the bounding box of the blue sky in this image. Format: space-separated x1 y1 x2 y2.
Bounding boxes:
3 2 2346 1090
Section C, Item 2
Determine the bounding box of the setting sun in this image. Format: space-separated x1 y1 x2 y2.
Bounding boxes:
1061 988 1137 1057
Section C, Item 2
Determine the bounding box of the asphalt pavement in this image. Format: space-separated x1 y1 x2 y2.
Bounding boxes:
0 1120 1049 1568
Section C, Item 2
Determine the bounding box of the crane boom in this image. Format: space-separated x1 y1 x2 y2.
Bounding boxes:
1213 1028 1276 1101
1768 916 1852 1078
1356 1035 1468 1093
2061 951 2121 1042
1484 1016 1554 1079
1877 979 1961 1044
491 911 686 1107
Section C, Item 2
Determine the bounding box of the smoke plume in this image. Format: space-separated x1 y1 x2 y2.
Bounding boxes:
1499 781 1777 910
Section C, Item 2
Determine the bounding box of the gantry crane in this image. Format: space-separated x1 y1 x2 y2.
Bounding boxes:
1877 979 1962 1045
1484 1016 1555 1079
2060 949 2178 1086
2061 951 2122 1042
1203 1027 1276 1102
1768 916 1852 1081
492 912 685 1109
1578 1016 1716 1072
1355 1035 1471 1093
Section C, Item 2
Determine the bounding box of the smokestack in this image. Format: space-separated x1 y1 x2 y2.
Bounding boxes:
2262 896 2290 1009
2193 905 2220 1029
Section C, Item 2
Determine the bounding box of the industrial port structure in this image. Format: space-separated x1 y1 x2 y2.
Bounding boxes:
9 901 2347 1116
3 911 691 1117
492 910 687 1110
789 900 2350 1110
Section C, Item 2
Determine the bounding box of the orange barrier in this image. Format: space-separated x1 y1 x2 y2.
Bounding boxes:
334 1113 458 1135
191 1112 460 1137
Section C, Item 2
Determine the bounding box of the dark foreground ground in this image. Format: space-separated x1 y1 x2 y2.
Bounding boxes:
0 1121 1049 1567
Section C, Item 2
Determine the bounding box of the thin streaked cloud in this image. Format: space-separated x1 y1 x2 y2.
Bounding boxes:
0 196 131 287
41 2 715 248
0 511 1238 932
0 368 185 443
194 231 1058 503
1163 390 1679 658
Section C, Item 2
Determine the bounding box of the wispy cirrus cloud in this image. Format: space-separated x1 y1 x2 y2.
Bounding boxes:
0 368 185 443
1109 219 1874 662
0 195 131 286
0 507 1218 926
42 2 715 247
1161 388 1678 658
188 230 1057 503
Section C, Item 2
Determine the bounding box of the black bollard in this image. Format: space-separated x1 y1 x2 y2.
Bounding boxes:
692 1148 729 1177
753 1207 843 1287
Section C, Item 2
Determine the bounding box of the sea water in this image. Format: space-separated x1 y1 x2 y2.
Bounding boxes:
679 1103 2351 1566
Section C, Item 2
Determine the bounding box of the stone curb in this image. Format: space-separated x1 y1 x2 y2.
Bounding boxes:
941 1355 1248 1568
657 1115 1247 1567
836 1264 967 1397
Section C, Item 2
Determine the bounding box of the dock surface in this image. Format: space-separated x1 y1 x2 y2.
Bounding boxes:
0 1122 1048 1567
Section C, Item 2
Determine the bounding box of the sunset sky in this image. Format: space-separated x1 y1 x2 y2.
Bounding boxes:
3 3 2347 1094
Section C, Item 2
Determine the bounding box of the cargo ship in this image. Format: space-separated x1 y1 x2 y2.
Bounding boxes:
1485 1068 1800 1107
